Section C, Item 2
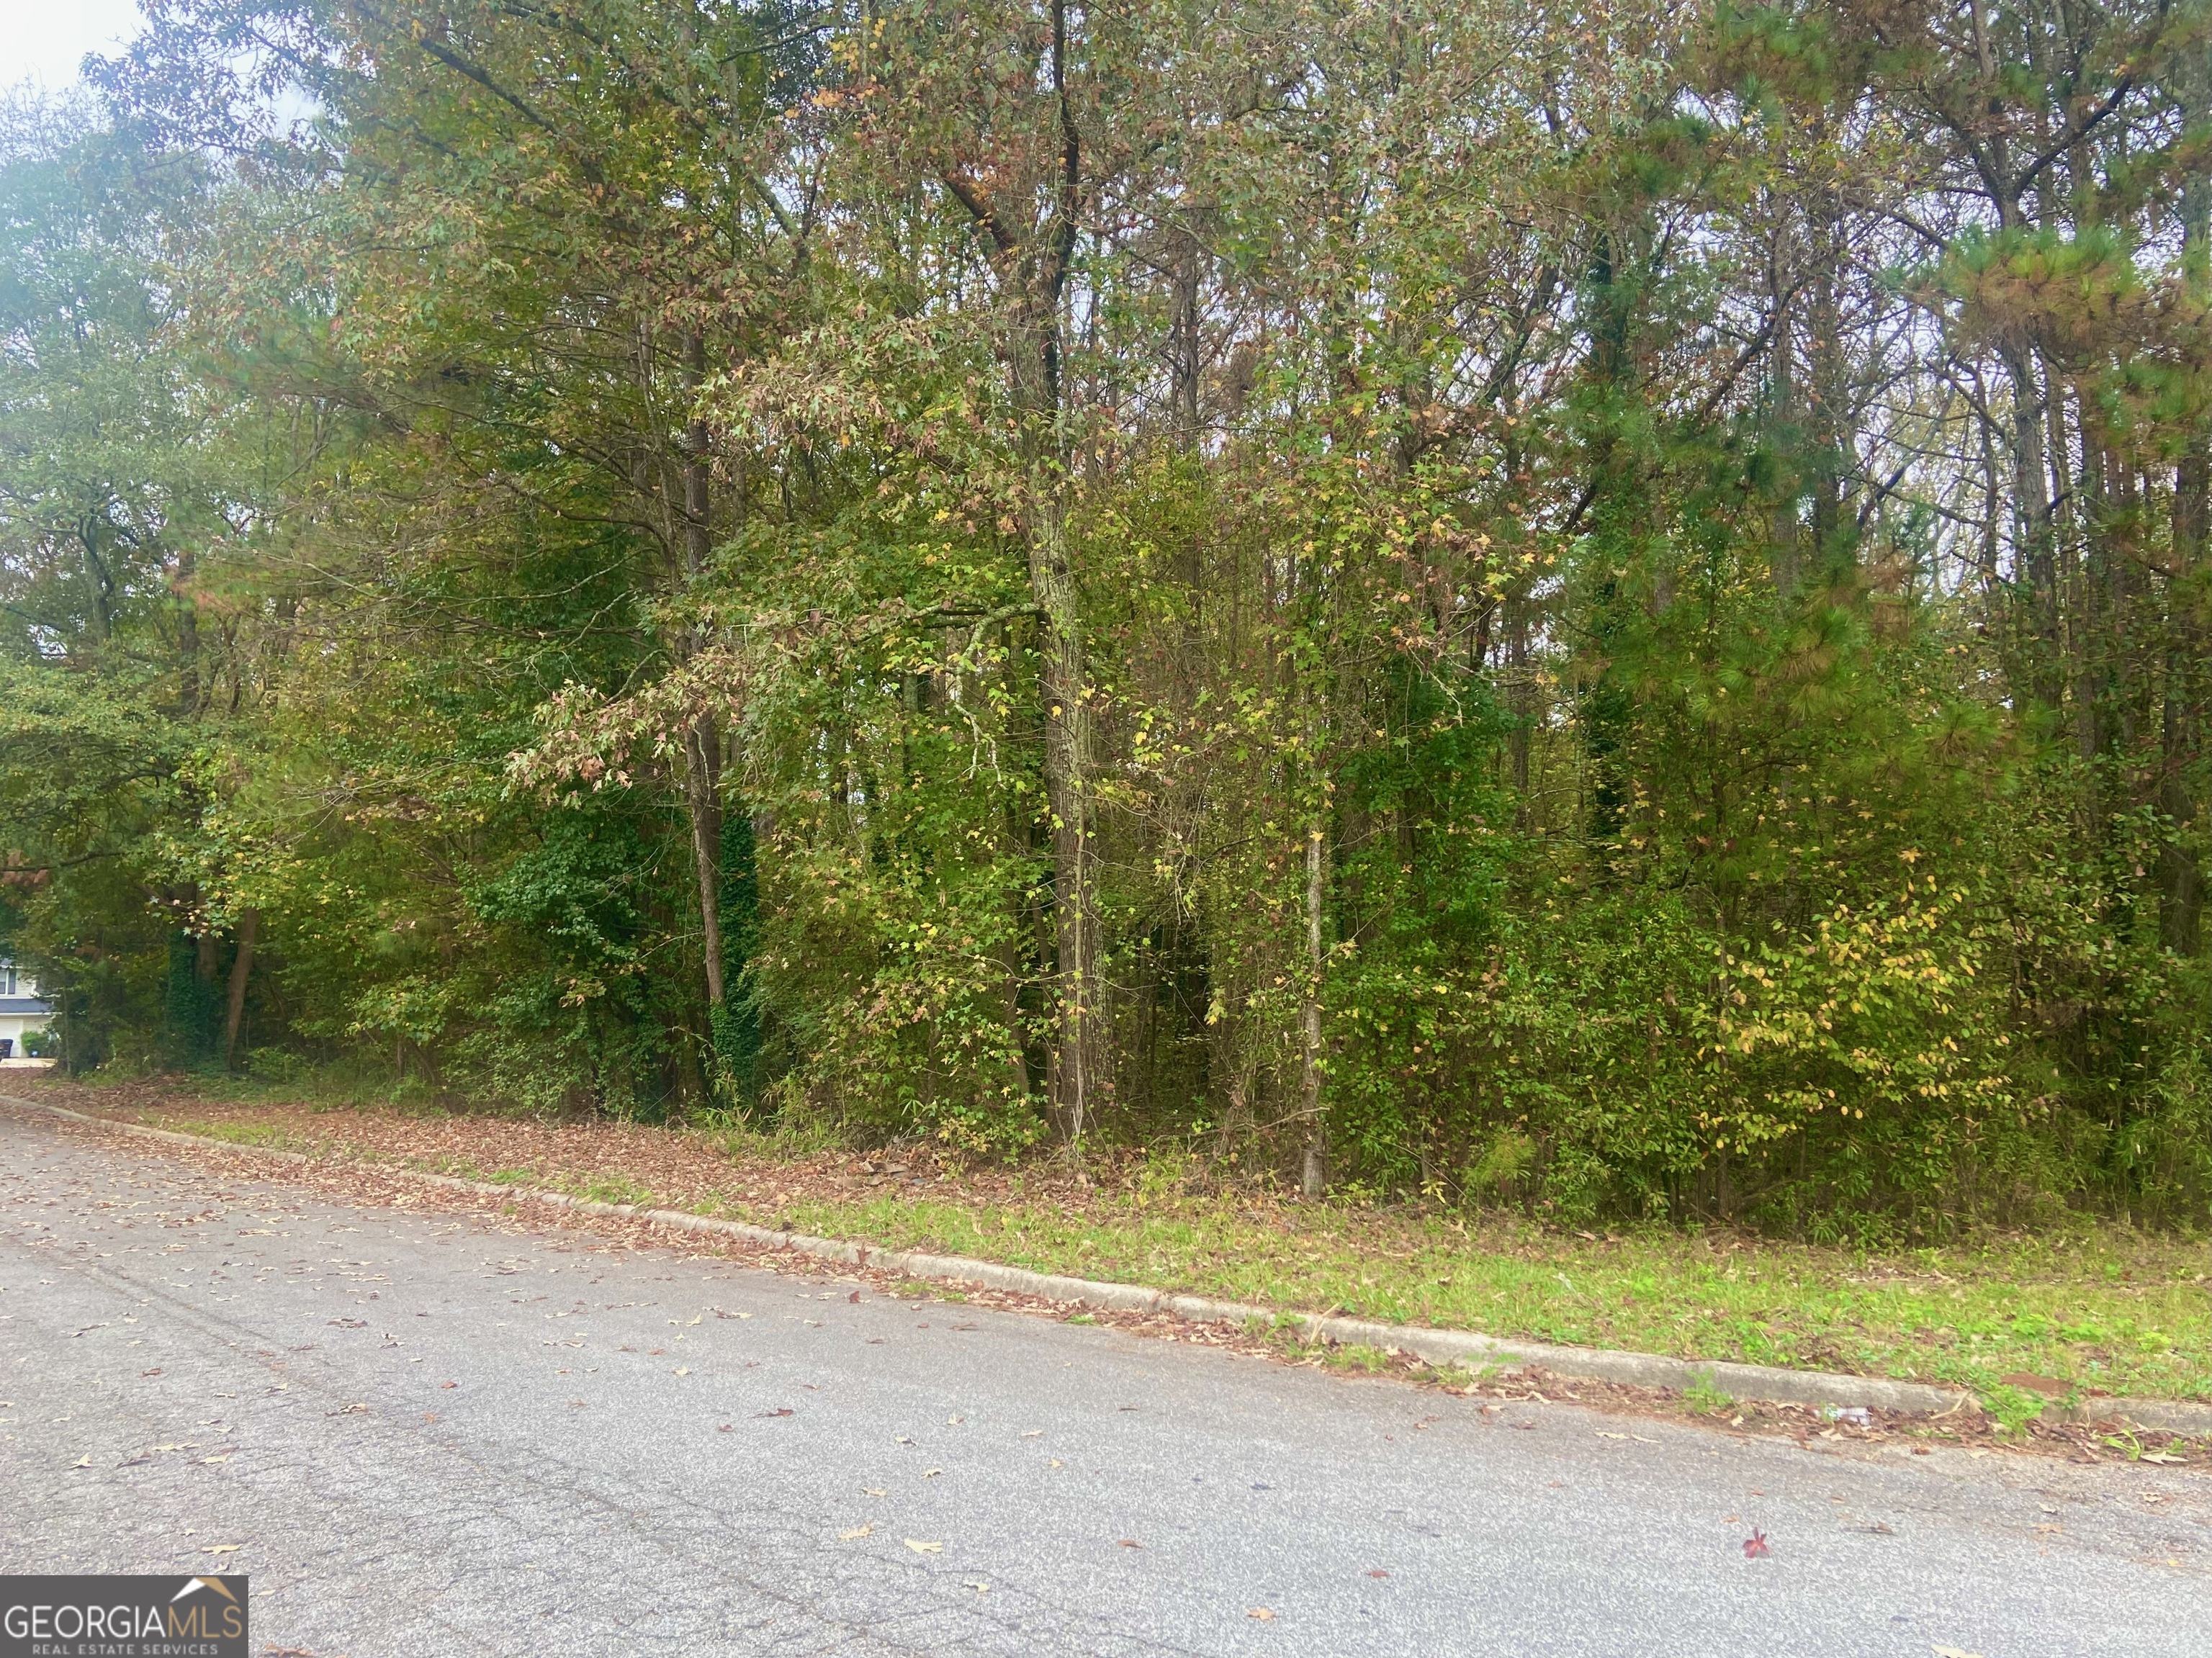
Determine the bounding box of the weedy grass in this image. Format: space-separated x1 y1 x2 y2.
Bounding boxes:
754 1188 2211 1405
161 1117 307 1151
76 1083 2212 1405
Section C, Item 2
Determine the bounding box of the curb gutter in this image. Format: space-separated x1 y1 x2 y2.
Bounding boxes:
12 1096 2211 1438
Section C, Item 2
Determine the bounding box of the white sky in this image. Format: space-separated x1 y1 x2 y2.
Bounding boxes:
0 0 148 92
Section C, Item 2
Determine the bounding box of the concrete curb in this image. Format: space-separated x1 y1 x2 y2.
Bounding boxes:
12 1094 2212 1437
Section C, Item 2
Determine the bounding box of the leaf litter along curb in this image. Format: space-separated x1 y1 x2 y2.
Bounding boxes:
12 1083 2210 1466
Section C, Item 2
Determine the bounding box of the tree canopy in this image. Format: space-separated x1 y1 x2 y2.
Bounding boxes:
4 0 2210 1234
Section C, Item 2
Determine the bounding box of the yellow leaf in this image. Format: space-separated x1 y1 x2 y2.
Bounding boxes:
839 1526 872 1541
904 1539 943 1554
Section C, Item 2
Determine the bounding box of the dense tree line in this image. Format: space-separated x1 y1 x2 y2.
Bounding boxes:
4 0 2209 1233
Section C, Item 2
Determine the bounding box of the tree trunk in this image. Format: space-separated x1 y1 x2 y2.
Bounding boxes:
1029 475 1101 1143
686 721 727 1009
223 909 258 1069
174 542 201 718
678 330 729 1017
1298 821 1327 1199
1767 198 1800 597
935 0 1100 1145
2162 59 2209 953
2000 341 2061 707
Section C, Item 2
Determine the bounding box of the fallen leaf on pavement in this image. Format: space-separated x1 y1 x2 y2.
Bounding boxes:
1366 1569 1388 1579
839 1526 873 1541
2139 1452 2183 1464
904 1539 943 1554
864 1487 887 1496
202 1545 242 1555
2034 1524 2062 1534
757 1408 794 1418
673 1367 691 1377
1020 1430 1042 1438
1117 1538 1141 1549
441 1382 457 1390
1743 1531 1771 1559
69 1456 91 1469
421 1413 438 1424
1930 1647 1984 1658
1247 1608 1275 1621
848 1291 860 1304
922 1468 943 1478
717 1424 732 1433
1048 1459 1064 1469
202 1454 231 1465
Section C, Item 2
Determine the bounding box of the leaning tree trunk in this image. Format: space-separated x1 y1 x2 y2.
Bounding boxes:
222 909 258 1070
685 721 727 1009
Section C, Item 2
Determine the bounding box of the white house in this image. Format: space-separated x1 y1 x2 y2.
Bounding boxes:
0 959 53 1062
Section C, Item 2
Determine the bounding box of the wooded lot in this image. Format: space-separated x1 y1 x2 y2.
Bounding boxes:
4 0 2209 1235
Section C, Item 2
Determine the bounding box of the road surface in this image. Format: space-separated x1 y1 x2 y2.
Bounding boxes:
2 1101 2205 1656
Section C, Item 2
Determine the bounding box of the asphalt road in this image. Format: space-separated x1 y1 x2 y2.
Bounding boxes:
2 1104 2206 1657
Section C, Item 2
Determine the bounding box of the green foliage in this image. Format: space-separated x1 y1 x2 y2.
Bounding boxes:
1 0 2208 1238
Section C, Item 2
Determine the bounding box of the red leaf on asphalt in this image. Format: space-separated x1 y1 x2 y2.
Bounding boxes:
1366 1569 1389 1579
1743 1530 1771 1559
849 1291 860 1304
717 1423 734 1433
757 1407 795 1418
1117 1538 1141 1549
